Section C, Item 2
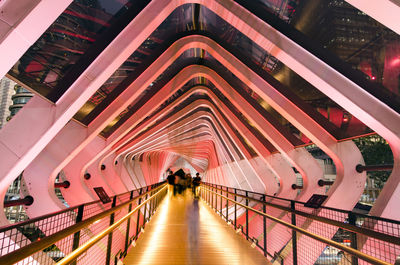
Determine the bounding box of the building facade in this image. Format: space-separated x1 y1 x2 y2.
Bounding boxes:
0 77 14 129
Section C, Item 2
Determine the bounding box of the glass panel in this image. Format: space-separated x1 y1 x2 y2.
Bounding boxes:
235 0 400 107
201 50 308 145
103 76 262 156
106 3 372 141
75 4 197 124
100 48 206 137
81 4 324 143
290 0 400 96
10 1 386 141
247 0 300 23
199 5 373 140
8 0 141 100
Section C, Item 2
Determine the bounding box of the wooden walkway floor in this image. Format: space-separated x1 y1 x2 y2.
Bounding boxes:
123 190 271 265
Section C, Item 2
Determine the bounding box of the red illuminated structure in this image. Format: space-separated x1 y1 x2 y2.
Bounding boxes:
0 0 399 264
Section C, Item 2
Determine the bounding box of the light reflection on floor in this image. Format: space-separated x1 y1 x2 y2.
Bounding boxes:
123 190 270 265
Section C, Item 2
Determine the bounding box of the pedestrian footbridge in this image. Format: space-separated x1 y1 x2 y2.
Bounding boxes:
123 190 269 265
0 183 398 265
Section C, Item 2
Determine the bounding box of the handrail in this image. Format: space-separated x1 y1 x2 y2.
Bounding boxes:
0 183 167 265
203 181 380 217
212 180 399 224
201 186 391 265
203 182 381 217
0 189 131 233
201 183 400 246
56 185 167 265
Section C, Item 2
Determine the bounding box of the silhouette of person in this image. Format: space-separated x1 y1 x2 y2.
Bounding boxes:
192 173 201 198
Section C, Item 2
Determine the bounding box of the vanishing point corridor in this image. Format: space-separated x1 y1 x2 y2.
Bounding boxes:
124 190 270 265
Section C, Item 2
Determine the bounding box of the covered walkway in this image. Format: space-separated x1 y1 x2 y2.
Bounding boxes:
0 0 399 264
124 191 270 265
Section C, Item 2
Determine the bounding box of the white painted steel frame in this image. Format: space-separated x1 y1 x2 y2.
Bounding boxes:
1 0 397 218
346 0 400 35
0 2 397 262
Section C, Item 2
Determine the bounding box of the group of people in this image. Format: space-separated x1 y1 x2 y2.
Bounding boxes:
166 169 201 197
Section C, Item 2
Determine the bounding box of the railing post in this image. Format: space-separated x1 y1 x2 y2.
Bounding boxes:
157 187 160 208
106 196 117 265
220 185 223 216
234 188 237 229
291 201 298 265
148 186 152 217
143 187 149 226
349 212 359 265
210 184 214 208
136 188 143 237
203 185 205 202
209 184 211 204
71 204 84 265
149 186 153 216
262 195 267 257
245 191 249 240
151 185 156 215
153 187 157 211
212 184 214 210
210 184 212 204
217 185 219 213
114 251 122 265
214 185 217 211
124 191 134 253
225 186 229 222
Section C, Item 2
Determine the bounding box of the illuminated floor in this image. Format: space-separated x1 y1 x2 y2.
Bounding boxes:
123 190 271 265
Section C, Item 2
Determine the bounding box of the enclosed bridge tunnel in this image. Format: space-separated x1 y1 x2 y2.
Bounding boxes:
0 0 399 264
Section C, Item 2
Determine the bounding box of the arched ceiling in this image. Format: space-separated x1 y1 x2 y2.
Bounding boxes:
4 0 400 181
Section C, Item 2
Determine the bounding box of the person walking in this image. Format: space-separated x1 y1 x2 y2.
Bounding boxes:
174 169 186 195
167 170 176 196
192 173 201 198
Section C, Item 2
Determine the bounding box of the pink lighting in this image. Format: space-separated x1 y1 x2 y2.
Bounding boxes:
0 1 398 264
390 56 400 67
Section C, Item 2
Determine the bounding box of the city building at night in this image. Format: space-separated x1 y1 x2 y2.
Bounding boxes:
0 77 14 129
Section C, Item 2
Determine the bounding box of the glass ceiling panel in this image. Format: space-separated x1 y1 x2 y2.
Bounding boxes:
200 50 358 143
290 0 400 96
235 0 400 110
8 0 146 101
9 1 391 142
98 3 373 142
200 5 373 141
107 77 262 157
80 3 297 129
74 4 197 124
120 102 234 161
247 0 299 23
231 60 373 141
99 48 207 137
199 6 281 73
205 84 278 153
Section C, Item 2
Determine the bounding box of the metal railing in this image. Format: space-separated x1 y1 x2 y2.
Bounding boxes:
0 182 167 265
200 183 400 265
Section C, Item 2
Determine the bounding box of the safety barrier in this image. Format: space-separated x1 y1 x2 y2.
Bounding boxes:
200 183 399 265
0 182 167 265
